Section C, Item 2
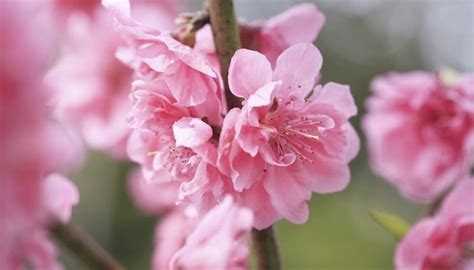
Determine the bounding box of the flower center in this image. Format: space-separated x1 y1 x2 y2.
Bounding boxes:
148 129 197 179
262 104 331 164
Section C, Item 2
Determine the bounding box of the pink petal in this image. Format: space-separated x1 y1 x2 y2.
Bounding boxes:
263 166 311 224
247 81 281 108
342 123 360 162
229 49 273 99
178 161 210 202
230 145 265 192
173 117 213 148
395 218 438 270
194 25 215 53
42 174 79 223
235 108 266 157
440 178 474 218
160 34 216 78
164 64 212 106
265 3 325 45
127 168 178 214
170 196 253 269
102 0 131 18
153 209 193 270
259 142 296 167
273 43 322 97
217 108 241 176
315 82 357 118
304 158 351 194
140 43 179 73
238 181 280 230
126 129 155 164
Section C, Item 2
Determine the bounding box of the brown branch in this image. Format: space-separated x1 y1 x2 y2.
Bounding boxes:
51 222 126 270
252 227 282 270
203 0 242 109
203 1 281 269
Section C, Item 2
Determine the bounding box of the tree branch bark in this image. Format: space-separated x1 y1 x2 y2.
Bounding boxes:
203 1 281 269
252 227 282 270
51 222 126 270
203 0 242 109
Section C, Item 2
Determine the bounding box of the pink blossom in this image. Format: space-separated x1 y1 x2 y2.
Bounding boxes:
363 71 474 202
195 3 325 66
48 0 182 158
52 0 179 28
220 43 359 229
169 196 253 270
126 84 228 211
152 208 197 270
396 179 474 270
103 0 224 115
42 174 80 224
127 168 180 215
47 10 133 158
52 0 100 19
0 1 80 267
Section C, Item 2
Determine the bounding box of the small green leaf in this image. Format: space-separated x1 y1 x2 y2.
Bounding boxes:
439 68 460 86
370 210 410 241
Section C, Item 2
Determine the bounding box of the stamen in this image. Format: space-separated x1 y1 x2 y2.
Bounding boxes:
147 151 159 156
286 128 320 141
263 107 327 164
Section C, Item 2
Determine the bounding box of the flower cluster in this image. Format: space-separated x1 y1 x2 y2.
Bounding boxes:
1 1 82 268
396 179 474 269
103 0 358 225
97 0 359 267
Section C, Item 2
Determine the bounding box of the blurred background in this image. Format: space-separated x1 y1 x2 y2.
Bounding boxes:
63 0 474 269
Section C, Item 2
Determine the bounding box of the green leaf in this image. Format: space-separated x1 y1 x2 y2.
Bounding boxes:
370 210 410 241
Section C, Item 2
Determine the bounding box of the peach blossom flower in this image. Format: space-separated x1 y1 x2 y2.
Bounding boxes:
363 71 474 202
169 196 253 270
220 43 359 229
396 179 474 270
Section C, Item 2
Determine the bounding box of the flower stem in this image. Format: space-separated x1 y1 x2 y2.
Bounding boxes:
203 0 242 109
252 226 282 270
51 222 126 270
426 193 445 216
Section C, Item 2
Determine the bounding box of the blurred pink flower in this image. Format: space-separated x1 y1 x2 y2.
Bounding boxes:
52 0 179 28
169 196 253 270
0 1 81 267
195 3 325 66
363 71 474 202
152 207 197 270
52 0 100 19
42 174 80 224
47 10 133 158
396 179 474 270
127 168 180 214
219 43 359 229
48 0 180 158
